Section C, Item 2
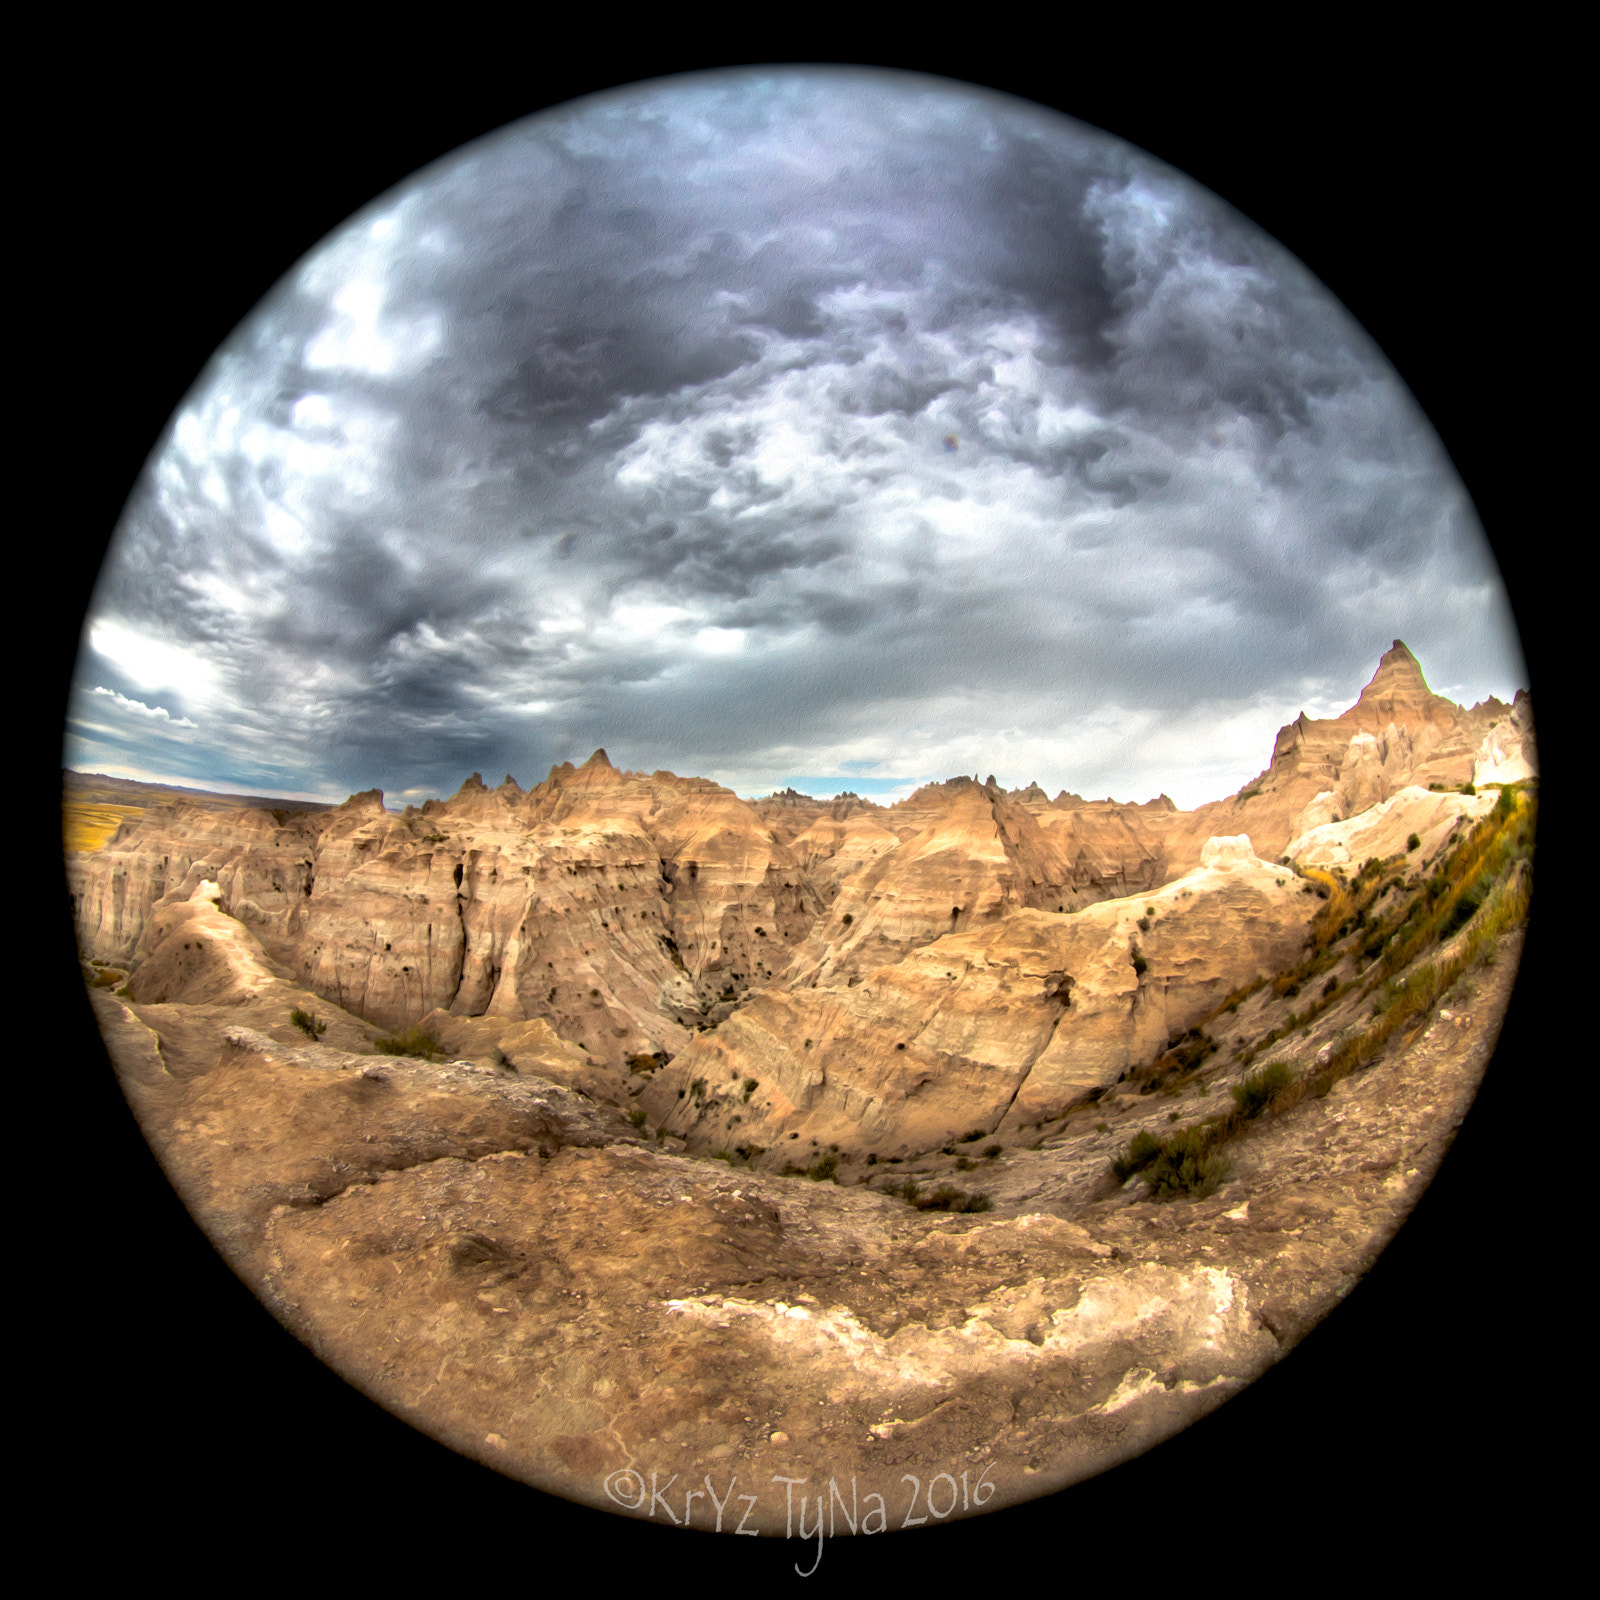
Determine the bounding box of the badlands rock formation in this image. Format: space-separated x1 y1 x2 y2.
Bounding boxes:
69 643 1534 1134
1155 641 1531 872
66 640 1537 1534
642 836 1311 1160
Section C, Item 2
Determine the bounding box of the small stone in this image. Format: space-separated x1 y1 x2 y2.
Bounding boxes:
770 1431 789 1444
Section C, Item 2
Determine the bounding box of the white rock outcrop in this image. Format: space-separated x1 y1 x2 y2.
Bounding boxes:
1473 694 1537 786
1284 786 1496 869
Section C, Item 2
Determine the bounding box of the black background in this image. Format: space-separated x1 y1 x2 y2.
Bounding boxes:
44 37 1557 1578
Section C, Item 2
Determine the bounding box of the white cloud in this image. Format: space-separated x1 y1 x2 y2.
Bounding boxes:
87 621 218 699
91 687 197 727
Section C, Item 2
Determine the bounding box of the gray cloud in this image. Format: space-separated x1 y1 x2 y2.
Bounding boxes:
69 68 1525 810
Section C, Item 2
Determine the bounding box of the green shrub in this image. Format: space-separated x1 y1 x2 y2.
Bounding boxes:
627 1107 648 1130
1111 1128 1163 1182
373 1023 442 1059
982 1144 1003 1160
290 1006 327 1039
1406 833 1421 852
1232 1061 1294 1119
807 1153 839 1182
1140 1131 1232 1201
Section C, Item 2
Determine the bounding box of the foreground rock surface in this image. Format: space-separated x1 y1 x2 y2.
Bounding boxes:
66 642 1536 1533
89 912 1522 1533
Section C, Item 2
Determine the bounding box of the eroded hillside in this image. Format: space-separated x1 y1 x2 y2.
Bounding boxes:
66 641 1538 1531
78 762 1534 1531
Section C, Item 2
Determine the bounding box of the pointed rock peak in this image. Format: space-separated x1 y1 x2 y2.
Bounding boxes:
341 787 385 812
581 748 614 770
1365 639 1429 691
1347 638 1459 730
457 772 487 792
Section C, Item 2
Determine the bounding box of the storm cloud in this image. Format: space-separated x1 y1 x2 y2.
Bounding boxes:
67 67 1524 810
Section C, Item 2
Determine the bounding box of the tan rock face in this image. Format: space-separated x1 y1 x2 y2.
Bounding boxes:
1284 786 1497 870
70 644 1532 1102
641 838 1314 1160
68 639 1535 1534
1474 692 1537 785
85 900 1529 1533
1155 641 1536 871
68 797 309 967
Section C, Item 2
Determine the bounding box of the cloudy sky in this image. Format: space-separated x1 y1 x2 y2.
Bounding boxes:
65 67 1525 811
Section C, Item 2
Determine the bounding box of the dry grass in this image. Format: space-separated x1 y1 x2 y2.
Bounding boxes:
1110 787 1534 1200
62 803 145 852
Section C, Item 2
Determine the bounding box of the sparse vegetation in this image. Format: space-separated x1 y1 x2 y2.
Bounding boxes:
1112 1126 1231 1199
290 1007 328 1039
1231 1061 1294 1119
1105 789 1534 1202
911 1183 991 1213
373 1023 444 1060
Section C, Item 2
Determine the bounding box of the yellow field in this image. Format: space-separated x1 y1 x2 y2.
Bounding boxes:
63 803 146 853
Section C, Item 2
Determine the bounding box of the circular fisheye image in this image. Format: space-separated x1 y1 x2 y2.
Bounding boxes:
61 64 1536 1558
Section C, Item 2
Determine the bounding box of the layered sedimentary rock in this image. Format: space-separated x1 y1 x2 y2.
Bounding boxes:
640 836 1313 1160
69 639 1537 1528
69 644 1534 1099
1473 691 1537 786
1283 786 1497 870
1157 641 1535 872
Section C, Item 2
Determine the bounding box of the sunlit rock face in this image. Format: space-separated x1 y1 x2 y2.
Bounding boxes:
1283 786 1496 870
1153 642 1536 874
640 836 1313 1160
1473 693 1537 786
71 644 1534 1089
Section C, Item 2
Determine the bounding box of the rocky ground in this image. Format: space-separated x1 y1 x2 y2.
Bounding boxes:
83 882 1524 1538
61 642 1539 1551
